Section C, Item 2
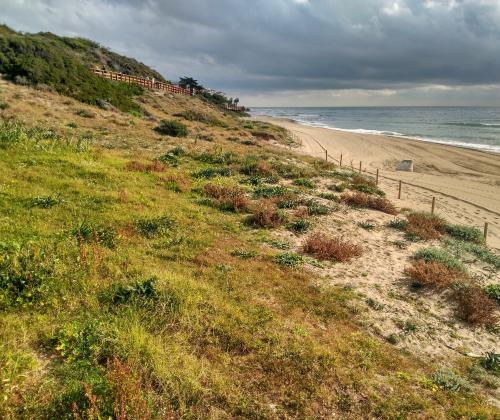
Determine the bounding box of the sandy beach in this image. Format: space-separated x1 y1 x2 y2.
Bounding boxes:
257 116 500 249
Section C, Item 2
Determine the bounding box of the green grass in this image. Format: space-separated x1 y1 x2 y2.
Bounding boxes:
441 237 500 270
445 224 484 244
0 110 498 417
413 247 466 271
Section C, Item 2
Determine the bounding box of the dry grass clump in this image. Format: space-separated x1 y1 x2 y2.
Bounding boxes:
246 199 286 227
341 192 398 215
126 160 166 173
203 184 250 212
406 212 446 240
453 284 498 326
302 233 362 262
351 175 376 188
404 260 467 289
161 173 191 192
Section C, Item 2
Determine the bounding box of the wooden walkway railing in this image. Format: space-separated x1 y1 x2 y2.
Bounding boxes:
90 68 193 96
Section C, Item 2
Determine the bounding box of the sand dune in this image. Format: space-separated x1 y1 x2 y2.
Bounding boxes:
257 117 500 249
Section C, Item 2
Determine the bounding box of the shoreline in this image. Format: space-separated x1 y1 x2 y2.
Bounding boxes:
255 115 500 249
256 115 500 156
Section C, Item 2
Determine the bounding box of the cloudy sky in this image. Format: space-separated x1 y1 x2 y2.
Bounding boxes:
2 0 500 106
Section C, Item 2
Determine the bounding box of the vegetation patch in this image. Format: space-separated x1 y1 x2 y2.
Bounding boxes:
246 200 287 228
202 184 250 213
293 178 316 188
134 215 175 238
404 260 467 289
253 185 288 199
452 284 498 326
154 119 188 137
192 167 231 179
106 278 158 305
274 253 304 268
445 224 484 244
287 218 311 234
29 195 62 208
341 192 397 215
73 222 117 249
302 233 362 262
126 160 166 173
431 368 471 392
413 247 465 271
484 284 500 305
441 238 500 270
406 212 446 240
173 110 226 127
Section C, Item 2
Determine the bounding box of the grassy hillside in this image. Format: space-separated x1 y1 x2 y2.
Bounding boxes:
0 25 170 112
0 75 499 418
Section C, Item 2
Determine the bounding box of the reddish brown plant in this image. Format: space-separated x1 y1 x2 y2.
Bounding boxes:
303 233 362 262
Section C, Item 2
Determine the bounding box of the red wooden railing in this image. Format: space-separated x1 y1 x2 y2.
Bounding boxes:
90 68 193 96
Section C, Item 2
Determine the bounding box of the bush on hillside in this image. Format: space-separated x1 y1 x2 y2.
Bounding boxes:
302 233 362 262
154 120 188 137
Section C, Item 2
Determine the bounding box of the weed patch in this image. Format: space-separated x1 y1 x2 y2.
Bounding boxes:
287 218 311 234
484 284 500 304
246 200 287 228
134 215 175 239
154 120 188 137
192 167 231 179
445 224 484 244
303 233 362 262
452 284 498 326
73 222 117 249
126 160 166 173
404 260 467 289
341 192 397 215
293 178 316 188
202 184 249 213
413 247 465 271
274 253 304 268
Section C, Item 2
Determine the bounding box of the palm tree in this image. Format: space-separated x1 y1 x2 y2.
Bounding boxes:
234 98 240 107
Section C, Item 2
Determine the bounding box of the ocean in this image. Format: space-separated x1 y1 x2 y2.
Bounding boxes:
249 107 500 153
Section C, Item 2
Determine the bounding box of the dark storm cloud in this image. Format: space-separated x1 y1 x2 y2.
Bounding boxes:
2 0 500 101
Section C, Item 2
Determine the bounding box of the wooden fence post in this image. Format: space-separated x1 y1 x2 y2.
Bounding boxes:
484 222 489 242
376 169 379 186
398 180 402 199
359 161 362 173
431 197 436 215
340 154 343 167
325 149 328 162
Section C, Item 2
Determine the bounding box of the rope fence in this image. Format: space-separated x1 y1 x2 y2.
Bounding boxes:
288 128 498 243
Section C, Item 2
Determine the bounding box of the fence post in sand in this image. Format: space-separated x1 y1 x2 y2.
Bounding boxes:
359 161 362 173
431 197 436 215
398 180 402 199
325 149 328 162
340 154 343 167
376 169 379 186
484 222 489 242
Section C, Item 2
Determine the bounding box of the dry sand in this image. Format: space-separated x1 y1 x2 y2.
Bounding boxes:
257 116 500 250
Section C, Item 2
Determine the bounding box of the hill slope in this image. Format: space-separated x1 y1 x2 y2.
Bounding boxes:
0 25 168 112
0 47 499 417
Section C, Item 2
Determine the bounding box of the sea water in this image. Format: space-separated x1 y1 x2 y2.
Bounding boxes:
250 107 500 153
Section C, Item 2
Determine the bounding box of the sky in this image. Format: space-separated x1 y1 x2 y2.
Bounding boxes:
2 0 500 106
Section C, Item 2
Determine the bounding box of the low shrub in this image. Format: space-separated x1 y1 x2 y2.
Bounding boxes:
481 352 500 373
126 160 166 173
318 193 339 202
203 184 250 212
350 183 385 197
305 200 331 216
293 178 316 188
483 284 500 305
194 150 236 165
154 119 188 137
452 284 498 326
134 215 175 238
192 167 231 179
441 238 500 270
276 194 301 209
431 368 471 392
413 247 465 271
0 242 54 308
287 218 311 234
0 102 9 110
302 233 362 262
156 147 186 166
406 212 446 240
274 253 304 268
445 224 484 244
341 192 398 215
109 278 158 305
351 175 376 188
327 183 345 193
246 200 287 228
404 260 467 289
161 174 191 193
253 185 288 199
388 218 408 230
239 157 274 177
73 222 117 249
